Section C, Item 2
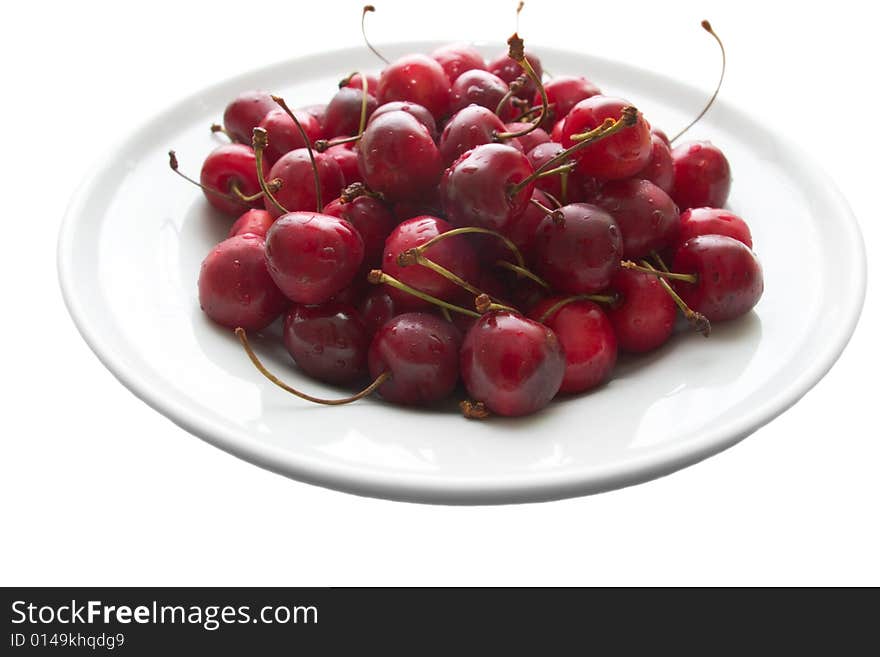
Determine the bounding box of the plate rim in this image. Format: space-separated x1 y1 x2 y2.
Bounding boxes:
57 40 868 504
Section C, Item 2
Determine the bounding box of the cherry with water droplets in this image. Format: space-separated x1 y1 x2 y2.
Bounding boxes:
592 178 680 259
323 193 396 270
487 50 542 99
323 86 378 138
358 286 397 336
323 137 361 186
438 105 510 166
431 42 486 82
222 91 277 143
283 302 370 384
258 108 322 163
377 54 452 119
606 269 676 353
449 69 512 116
633 132 674 193
538 75 601 124
368 101 438 140
195 144 269 216
265 148 344 218
228 209 275 239
677 207 752 248
671 140 732 210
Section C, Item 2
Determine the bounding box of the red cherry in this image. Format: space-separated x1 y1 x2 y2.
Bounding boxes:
377 54 451 119
265 211 364 304
323 138 361 186
506 123 550 154
322 195 396 270
341 72 379 96
606 269 676 353
323 86 378 138
431 42 486 82
634 132 674 193
538 75 601 123
652 127 670 146
460 311 565 416
561 96 651 179
438 105 508 166
671 141 731 210
358 110 443 201
449 69 511 116
368 101 438 140
550 119 564 142
440 143 534 232
678 207 752 248
228 209 275 239
257 108 322 163
525 141 566 199
529 298 617 394
282 303 369 384
592 178 680 259
368 312 462 405
265 149 344 218
358 286 397 336
222 91 277 143
198 234 286 330
671 235 763 322
487 50 543 99
300 104 328 139
200 144 268 216
534 203 623 294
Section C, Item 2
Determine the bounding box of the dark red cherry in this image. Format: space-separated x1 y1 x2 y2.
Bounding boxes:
391 188 444 223
678 207 752 248
671 141 731 210
300 104 328 138
257 108 322 163
200 144 268 216
342 72 379 96
431 42 486 82
323 86 378 138
634 132 674 193
438 105 508 166
358 110 443 201
382 215 478 309
460 311 565 416
538 75 601 123
529 298 617 394
506 123 550 154
264 211 364 304
328 278 368 307
228 208 275 239
525 141 566 199
198 233 286 330
592 178 680 259
322 195 396 269
265 149 344 218
671 235 763 322
282 303 369 384
535 203 623 294
562 96 652 180
377 54 451 119
368 312 462 405
440 143 534 233
368 101 438 140
222 91 277 144
606 269 676 353
324 138 361 186
358 286 397 336
449 69 510 115
487 50 543 99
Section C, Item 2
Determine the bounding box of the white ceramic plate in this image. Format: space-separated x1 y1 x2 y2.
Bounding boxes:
58 42 866 504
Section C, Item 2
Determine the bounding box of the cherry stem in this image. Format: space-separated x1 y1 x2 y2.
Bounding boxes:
671 20 725 143
210 123 233 141
537 293 619 324
515 0 524 32
361 5 389 64
340 181 382 203
650 250 670 273
168 150 281 203
494 75 525 117
315 134 362 152
417 226 525 268
494 260 550 289
252 128 290 215
638 260 711 336
235 328 391 405
493 33 548 140
460 400 491 420
533 163 576 179
475 293 519 315
271 95 323 212
529 197 565 224
620 260 698 284
542 190 563 209
398 250 490 301
368 270 481 318
357 71 370 135
511 106 639 195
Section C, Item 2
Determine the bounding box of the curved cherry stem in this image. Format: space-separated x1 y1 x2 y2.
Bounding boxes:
417 226 525 268
637 260 711 336
494 33 548 140
168 150 281 203
494 75 525 117
671 20 725 143
368 270 481 318
620 260 697 284
529 196 565 224
474 293 519 315
542 190 563 209
650 250 670 273
210 123 233 141
494 260 550 289
537 293 619 324
271 95 324 212
397 250 491 301
251 128 290 215
315 135 362 152
361 5 389 64
235 328 391 405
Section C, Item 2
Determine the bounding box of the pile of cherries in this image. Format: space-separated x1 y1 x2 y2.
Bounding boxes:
172 15 763 418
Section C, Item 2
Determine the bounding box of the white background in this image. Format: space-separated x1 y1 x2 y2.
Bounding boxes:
1 0 876 586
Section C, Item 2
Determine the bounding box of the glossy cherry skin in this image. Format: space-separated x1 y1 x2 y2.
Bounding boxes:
449 69 510 115
671 141 731 210
606 269 676 353
358 110 443 201
592 178 680 259
652 127 670 146
323 86 378 138
431 42 486 82
358 286 397 336
678 207 752 248
264 149 344 219
634 132 674 193
438 105 508 166
257 108 322 163
441 143 534 233
550 119 565 142
300 104 328 138
535 203 623 294
671 235 763 322
529 298 617 394
525 141 566 199
377 54 452 119
324 138 361 186
198 234 287 330
368 101 438 140
282 302 369 384
561 96 652 180
368 312 462 406
342 73 379 96
200 144 268 216
322 195 396 270
264 211 364 304
487 50 543 99
506 124 550 154
538 75 601 123
382 215 479 309
460 311 565 416
228 209 275 239
222 91 277 143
